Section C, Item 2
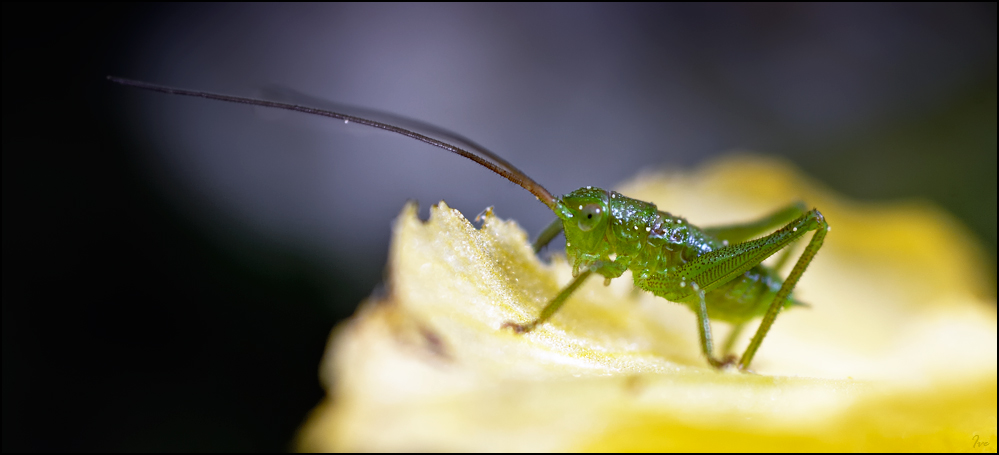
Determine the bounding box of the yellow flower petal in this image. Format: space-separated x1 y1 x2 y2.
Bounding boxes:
298 155 997 452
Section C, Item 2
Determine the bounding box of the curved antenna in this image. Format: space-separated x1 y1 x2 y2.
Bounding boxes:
108 76 556 209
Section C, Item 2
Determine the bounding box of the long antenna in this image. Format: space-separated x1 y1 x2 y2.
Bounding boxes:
108 76 556 209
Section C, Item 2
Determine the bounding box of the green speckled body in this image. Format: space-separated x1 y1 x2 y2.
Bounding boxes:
555 186 800 324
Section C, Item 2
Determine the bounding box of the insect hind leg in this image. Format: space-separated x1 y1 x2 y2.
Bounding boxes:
703 202 807 244
738 209 828 371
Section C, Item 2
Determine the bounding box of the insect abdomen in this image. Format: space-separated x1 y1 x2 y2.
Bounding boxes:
703 265 795 323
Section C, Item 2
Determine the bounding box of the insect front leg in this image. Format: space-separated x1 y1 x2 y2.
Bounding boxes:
532 218 565 253
502 257 628 333
502 269 593 333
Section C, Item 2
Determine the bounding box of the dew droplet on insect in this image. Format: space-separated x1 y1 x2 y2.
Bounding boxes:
344 119 349 124
793 227 797 232
645 227 650 232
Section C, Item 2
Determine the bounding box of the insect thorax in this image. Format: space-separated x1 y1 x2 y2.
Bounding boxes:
557 187 723 278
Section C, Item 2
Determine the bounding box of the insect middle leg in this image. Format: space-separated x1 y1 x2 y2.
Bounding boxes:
691 282 732 368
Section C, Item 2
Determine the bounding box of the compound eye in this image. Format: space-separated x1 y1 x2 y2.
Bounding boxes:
577 203 604 232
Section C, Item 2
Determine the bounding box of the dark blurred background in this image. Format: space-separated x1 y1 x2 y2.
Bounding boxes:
3 4 995 451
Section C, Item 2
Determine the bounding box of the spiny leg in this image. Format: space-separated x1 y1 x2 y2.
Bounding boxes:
692 282 727 368
738 211 828 370
502 269 593 333
705 201 809 288
704 202 806 244
647 209 828 370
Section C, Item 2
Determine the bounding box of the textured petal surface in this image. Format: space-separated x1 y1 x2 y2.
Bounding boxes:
298 155 996 452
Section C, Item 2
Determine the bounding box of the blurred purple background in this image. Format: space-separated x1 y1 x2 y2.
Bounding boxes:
117 4 995 283
4 3 995 451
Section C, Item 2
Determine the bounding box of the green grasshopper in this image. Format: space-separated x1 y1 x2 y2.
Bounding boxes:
110 77 828 371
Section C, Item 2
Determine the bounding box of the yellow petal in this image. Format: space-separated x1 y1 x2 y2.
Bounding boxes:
298 155 997 452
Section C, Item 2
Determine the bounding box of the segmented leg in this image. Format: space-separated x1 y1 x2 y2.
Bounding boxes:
738 211 827 370
532 218 565 253
502 269 593 333
703 202 806 244
704 201 805 276
692 282 727 368
636 209 828 370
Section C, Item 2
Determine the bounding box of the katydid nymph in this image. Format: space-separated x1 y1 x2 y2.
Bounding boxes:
109 76 828 371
